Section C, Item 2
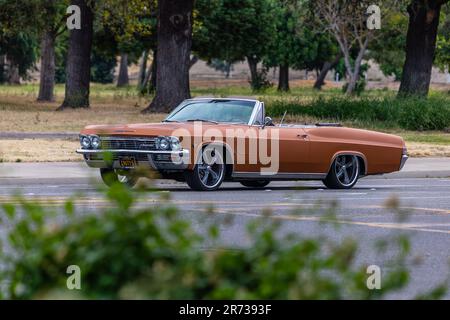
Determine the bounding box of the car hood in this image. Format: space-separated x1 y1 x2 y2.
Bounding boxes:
80 122 231 137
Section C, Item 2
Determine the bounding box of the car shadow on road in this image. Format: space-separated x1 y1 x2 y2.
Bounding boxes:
159 186 390 192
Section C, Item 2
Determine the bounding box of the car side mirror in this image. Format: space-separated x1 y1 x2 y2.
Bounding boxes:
264 117 274 127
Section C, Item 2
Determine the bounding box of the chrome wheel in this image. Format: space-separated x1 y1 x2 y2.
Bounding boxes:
334 155 359 187
185 146 226 191
197 148 224 189
323 155 360 189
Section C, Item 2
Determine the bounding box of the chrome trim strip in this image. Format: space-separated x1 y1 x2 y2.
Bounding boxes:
76 149 189 155
100 137 157 142
232 172 327 180
399 155 408 171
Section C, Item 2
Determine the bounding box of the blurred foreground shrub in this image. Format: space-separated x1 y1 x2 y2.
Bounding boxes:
267 97 450 131
0 183 446 299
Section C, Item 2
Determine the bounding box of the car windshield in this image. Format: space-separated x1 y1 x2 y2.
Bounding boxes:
165 100 256 124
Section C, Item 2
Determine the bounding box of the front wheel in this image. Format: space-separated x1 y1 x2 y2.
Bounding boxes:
323 155 360 189
240 181 270 188
100 168 138 188
185 146 225 191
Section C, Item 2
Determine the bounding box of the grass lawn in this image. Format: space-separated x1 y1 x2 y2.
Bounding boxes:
0 82 448 162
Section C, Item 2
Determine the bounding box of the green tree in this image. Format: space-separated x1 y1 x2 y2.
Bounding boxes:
0 1 41 85
0 32 39 84
399 0 450 97
265 0 311 92
315 0 378 95
435 7 450 73
98 0 156 88
194 0 278 91
369 13 408 81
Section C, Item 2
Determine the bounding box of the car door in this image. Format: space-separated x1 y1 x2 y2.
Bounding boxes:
262 126 310 174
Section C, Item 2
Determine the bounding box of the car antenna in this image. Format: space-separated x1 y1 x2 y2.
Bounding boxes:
280 110 287 126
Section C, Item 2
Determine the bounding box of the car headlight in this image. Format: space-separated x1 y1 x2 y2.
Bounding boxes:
80 135 91 149
170 137 182 151
91 136 101 149
157 137 170 150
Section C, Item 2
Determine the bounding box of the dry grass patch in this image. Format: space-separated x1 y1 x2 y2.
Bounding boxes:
406 142 450 158
0 139 80 162
0 94 166 132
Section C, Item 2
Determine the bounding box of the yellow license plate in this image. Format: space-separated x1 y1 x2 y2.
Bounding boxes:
119 157 137 168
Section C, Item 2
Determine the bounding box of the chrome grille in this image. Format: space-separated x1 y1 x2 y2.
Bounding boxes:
89 153 149 162
101 137 157 151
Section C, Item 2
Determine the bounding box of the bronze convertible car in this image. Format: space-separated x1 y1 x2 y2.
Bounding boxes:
77 98 408 191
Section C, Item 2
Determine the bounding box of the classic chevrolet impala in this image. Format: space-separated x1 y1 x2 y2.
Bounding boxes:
77 98 408 191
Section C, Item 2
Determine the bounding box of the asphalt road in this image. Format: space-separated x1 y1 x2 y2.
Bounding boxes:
1 161 450 299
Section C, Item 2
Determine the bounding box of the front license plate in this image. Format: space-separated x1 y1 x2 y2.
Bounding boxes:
119 157 137 168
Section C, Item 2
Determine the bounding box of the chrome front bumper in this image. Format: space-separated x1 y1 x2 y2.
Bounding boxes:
399 155 409 170
76 149 190 170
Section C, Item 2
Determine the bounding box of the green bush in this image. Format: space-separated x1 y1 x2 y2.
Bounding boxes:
0 183 446 299
266 97 450 131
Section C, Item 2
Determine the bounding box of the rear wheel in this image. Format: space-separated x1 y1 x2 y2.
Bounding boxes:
100 168 138 188
185 146 225 191
323 155 360 189
240 181 270 188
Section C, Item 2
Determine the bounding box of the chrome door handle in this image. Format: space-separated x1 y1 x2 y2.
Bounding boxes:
298 134 309 140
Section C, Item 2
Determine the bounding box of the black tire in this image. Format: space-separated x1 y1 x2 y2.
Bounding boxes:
240 181 270 188
185 146 225 191
323 155 360 189
100 168 138 188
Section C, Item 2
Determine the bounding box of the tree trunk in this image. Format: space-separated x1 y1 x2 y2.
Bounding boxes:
142 0 194 113
314 54 342 90
247 56 258 89
344 39 368 95
346 73 358 95
117 53 129 87
58 0 94 110
37 31 56 102
141 51 156 92
138 50 149 89
7 60 20 84
398 0 446 98
149 52 157 93
225 62 232 78
277 64 289 92
0 55 5 84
